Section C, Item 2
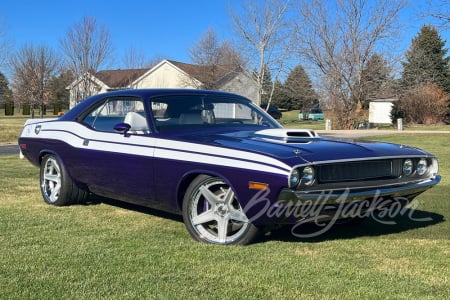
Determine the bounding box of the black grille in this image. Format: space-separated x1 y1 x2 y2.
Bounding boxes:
317 159 403 183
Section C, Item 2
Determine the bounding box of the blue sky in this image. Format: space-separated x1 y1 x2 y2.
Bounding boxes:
1 0 234 66
1 0 449 71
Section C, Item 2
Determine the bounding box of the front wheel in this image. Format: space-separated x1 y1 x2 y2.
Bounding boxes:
182 175 259 245
40 154 88 206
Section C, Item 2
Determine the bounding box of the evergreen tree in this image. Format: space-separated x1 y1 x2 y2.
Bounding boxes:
271 79 290 110
360 53 392 109
262 67 273 105
253 66 273 105
0 71 13 115
0 71 8 95
390 100 404 124
402 25 450 92
284 65 317 111
48 69 74 111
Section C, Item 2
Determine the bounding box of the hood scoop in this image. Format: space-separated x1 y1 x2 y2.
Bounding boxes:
251 129 320 143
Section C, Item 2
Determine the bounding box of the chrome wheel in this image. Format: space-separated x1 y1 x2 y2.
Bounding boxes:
41 157 62 203
183 175 259 245
40 154 88 206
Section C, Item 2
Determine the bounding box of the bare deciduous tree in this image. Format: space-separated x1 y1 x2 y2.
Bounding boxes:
0 14 13 69
10 44 59 118
189 28 244 89
123 47 152 69
296 0 407 129
190 28 244 66
190 28 222 66
423 0 450 29
146 55 166 69
60 16 113 104
230 0 292 105
217 40 246 67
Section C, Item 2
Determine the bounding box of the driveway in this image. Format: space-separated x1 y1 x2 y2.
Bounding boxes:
317 129 450 138
0 144 19 156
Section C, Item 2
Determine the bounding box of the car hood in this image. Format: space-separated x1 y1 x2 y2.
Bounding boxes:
173 128 431 166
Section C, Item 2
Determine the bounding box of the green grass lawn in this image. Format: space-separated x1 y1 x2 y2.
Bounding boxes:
279 110 326 130
0 116 28 144
1 133 449 299
0 115 60 144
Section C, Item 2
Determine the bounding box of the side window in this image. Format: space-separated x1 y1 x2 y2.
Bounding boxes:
82 97 149 134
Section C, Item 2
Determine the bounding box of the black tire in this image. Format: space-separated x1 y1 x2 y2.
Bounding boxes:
40 154 88 206
182 175 259 245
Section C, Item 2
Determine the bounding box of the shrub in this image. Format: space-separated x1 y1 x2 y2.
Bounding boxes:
398 83 449 125
5 101 14 116
22 104 30 115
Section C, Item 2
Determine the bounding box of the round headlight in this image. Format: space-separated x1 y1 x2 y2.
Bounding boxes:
417 158 428 176
403 159 413 176
289 169 300 187
301 166 315 186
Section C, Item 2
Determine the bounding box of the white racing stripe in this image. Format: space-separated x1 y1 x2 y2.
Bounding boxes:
20 121 292 176
154 148 289 175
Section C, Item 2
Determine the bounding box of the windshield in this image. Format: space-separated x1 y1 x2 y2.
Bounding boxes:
151 94 281 131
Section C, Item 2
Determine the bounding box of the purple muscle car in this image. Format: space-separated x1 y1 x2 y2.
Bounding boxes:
18 89 441 245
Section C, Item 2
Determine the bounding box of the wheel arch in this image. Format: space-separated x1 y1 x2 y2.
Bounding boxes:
39 149 61 165
38 149 89 192
176 170 237 211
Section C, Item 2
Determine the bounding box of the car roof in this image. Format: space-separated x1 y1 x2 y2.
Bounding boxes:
60 89 248 121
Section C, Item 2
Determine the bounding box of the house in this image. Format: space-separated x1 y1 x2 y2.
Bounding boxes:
369 98 398 124
66 68 148 108
67 60 259 108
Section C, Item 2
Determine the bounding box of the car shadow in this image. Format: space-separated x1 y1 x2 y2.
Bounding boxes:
257 209 445 243
86 195 183 223
84 196 444 244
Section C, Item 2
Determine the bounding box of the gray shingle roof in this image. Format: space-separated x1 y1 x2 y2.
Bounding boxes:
95 68 149 88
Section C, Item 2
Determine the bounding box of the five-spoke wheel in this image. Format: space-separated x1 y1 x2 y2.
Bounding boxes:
40 154 88 206
41 156 62 204
182 175 259 245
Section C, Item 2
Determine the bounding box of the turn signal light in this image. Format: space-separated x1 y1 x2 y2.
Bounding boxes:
248 182 269 190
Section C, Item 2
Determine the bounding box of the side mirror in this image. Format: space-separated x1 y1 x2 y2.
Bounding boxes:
114 122 131 136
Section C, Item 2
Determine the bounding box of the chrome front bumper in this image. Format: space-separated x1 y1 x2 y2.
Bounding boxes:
277 176 441 205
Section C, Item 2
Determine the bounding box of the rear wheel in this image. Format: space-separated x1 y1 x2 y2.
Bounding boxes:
40 154 88 206
182 175 259 245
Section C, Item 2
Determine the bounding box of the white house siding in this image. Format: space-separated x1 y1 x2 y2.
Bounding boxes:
131 62 199 89
369 101 394 124
69 78 107 108
219 73 259 104
68 60 260 108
